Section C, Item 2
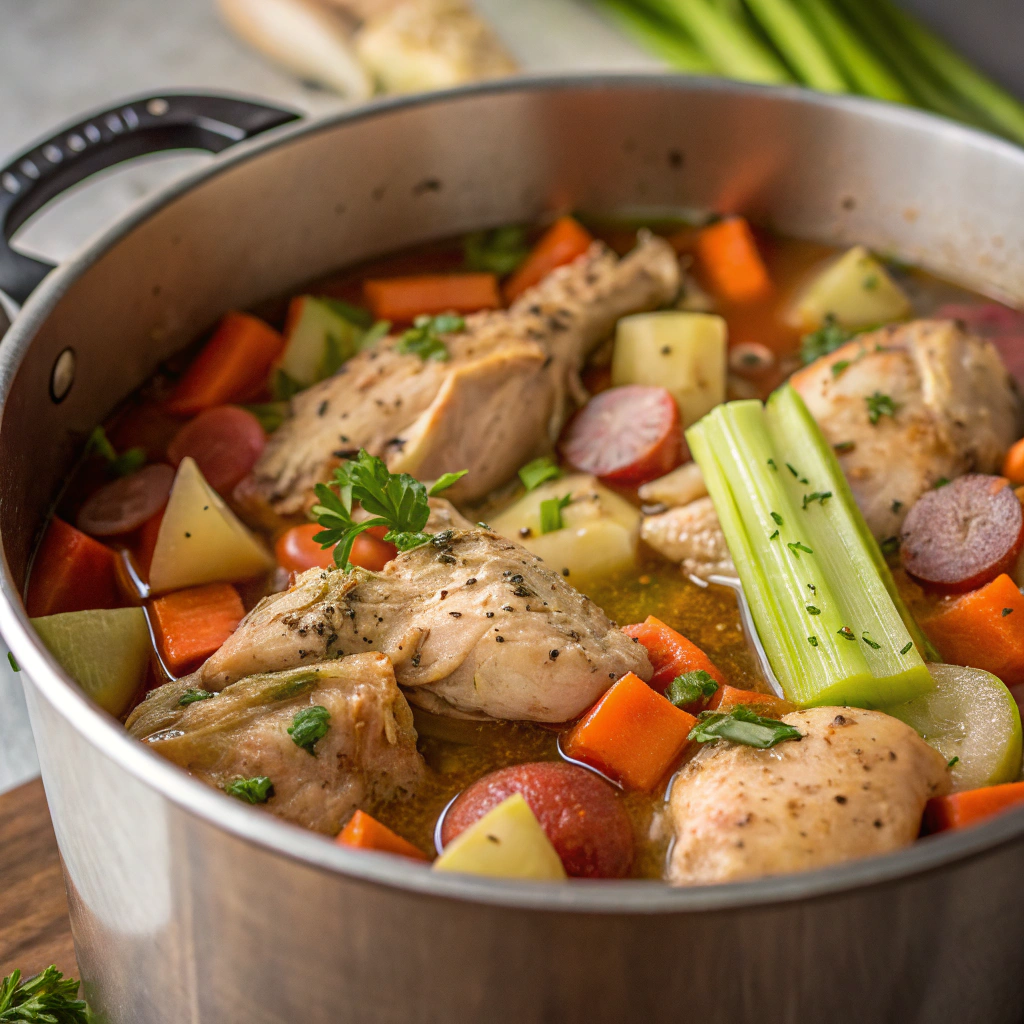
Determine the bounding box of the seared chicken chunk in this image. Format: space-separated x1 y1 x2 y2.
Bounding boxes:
193 529 651 722
668 706 949 885
790 319 1021 541
640 496 734 581
126 655 424 835
238 235 679 524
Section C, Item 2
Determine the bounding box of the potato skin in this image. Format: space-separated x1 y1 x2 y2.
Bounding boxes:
441 762 634 878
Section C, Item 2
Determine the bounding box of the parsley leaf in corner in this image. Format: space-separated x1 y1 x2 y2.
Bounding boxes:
0 965 89 1023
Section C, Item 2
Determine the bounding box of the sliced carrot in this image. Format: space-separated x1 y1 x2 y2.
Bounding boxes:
922 573 1024 685
925 780 1024 833
1002 437 1024 486
707 683 796 718
135 506 165 580
694 216 773 304
149 582 244 675
363 273 500 322
165 312 284 417
621 615 727 693
26 517 119 617
562 672 696 792
503 216 594 303
337 809 430 860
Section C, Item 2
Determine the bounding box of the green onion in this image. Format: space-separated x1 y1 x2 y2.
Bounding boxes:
689 705 803 748
518 456 562 491
178 688 214 706
539 494 572 534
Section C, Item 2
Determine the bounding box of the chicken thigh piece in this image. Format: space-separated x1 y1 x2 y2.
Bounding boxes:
667 706 949 885
126 655 424 835
189 528 651 723
237 234 680 525
640 496 735 582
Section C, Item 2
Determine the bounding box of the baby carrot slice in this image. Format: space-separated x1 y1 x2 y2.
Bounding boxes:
694 216 773 304
363 274 500 322
149 582 244 675
26 517 119 617
622 615 728 693
503 216 594 303
338 809 430 861
925 780 1024 833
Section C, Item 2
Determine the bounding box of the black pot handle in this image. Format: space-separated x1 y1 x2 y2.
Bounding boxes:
0 93 301 305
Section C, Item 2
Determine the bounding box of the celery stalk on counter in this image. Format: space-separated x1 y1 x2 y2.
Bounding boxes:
686 383 934 708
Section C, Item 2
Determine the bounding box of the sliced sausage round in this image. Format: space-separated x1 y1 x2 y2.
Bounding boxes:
167 405 266 495
76 463 175 537
559 385 682 485
441 761 634 878
900 474 1024 592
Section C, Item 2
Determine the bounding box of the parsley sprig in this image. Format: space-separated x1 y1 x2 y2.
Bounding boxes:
0 965 88 1023
311 450 467 569
396 314 464 361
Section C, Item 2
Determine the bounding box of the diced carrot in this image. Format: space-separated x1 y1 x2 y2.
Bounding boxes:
707 683 796 718
165 312 284 417
694 216 773 304
26 517 119 617
622 615 727 693
562 672 696 792
503 216 594 303
149 582 244 675
925 780 1024 833
363 274 500 322
922 573 1024 685
1003 438 1024 486
135 506 165 580
337 809 430 860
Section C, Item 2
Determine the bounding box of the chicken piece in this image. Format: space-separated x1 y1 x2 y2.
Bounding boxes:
126 655 424 835
637 461 707 509
193 529 651 722
640 496 734 581
667 706 950 885
237 234 680 526
790 319 1022 541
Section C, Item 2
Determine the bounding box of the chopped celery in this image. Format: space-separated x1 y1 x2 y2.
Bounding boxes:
686 385 933 707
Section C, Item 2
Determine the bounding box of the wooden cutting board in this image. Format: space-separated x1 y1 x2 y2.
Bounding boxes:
0 777 78 981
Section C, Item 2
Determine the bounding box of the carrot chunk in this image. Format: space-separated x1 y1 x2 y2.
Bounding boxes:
694 216 773 304
922 573 1024 685
337 809 430 861
503 216 594 303
562 672 696 792
135 506 165 580
622 615 727 693
707 683 796 718
26 517 119 617
925 780 1024 833
363 274 500 322
165 312 284 416
1003 437 1024 486
150 582 244 675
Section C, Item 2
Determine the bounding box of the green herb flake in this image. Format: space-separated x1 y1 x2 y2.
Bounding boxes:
891 499 903 514
767 458 778 471
831 360 851 378
807 583 817 594
806 605 821 615
786 462 800 478
224 776 274 804
397 314 464 361
802 491 832 510
880 536 900 556
178 688 214 706
866 391 900 425
428 470 468 496
770 511 783 525
0 965 88 1023
900 641 914 655
518 456 562 491
807 636 819 647
769 529 779 540
666 669 719 709
688 705 803 749
271 368 305 401
244 402 289 433
539 493 572 534
1003 607 1014 617
934 477 950 489
86 425 146 478
800 314 853 365
863 274 879 291
788 541 814 556
833 441 855 454
6 652 18 672
861 633 882 650
464 225 529 276
358 319 392 350
837 626 856 641
288 705 331 755
947 756 960 768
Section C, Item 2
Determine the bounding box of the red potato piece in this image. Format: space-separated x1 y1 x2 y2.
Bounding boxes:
76 464 175 538
441 761 634 879
900 474 1024 593
167 406 266 495
559 385 682 485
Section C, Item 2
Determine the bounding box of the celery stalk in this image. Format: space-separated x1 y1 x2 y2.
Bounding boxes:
687 388 934 708
592 0 718 73
742 0 849 93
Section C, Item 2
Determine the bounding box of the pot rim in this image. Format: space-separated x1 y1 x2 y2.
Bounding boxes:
4 72 1024 915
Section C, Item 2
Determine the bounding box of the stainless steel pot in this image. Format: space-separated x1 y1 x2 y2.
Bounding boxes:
2 76 1023 1024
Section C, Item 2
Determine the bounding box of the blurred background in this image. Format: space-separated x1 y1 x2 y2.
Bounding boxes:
1 0 1022 794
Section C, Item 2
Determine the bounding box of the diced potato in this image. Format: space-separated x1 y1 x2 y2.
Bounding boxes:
637 461 707 508
277 297 362 388
31 607 150 717
490 474 640 584
790 245 911 331
433 793 566 880
149 457 274 595
611 311 727 429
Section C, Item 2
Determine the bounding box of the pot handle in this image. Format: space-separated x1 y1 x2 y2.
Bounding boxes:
0 93 301 306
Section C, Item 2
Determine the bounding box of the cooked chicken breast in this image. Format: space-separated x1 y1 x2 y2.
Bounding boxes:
126 655 424 835
790 319 1022 541
237 234 679 525
192 528 651 722
640 496 734 581
667 706 950 885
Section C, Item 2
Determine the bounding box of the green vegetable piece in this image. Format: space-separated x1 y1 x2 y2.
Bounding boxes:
87 425 146 478
688 705 803 749
288 704 331 755
321 297 373 330
243 402 289 433
800 314 854 364
276 296 364 391
428 471 468 496
7 652 18 672
539 494 573 534
397 314 464 361
590 0 717 73
0 965 88 1023
178 688 214 706
518 456 562 492
666 669 719 708
224 776 275 804
464 226 529 276
271 368 305 401
359 319 392 350
866 391 899 424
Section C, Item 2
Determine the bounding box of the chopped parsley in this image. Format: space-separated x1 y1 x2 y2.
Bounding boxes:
769 529 779 540
934 477 950 489
786 462 800 477
0 965 88 1023
464 226 529 276
831 359 851 378
178 688 214 706
880 536 900 556
396 314 464 361
770 511 783 525
767 458 778 471
806 605 821 615
788 541 814 556
688 705 802 749
800 314 853 364
86 425 146 478
288 705 331 755
802 491 832 510
900 641 913 655
866 391 900 424
244 402 289 433
891 499 903 514
539 493 572 534
833 441 855 454
861 633 881 650
837 626 856 641
518 456 562 491
7 652 18 672
666 670 719 709
1003 607 1014 617
807 636 819 647
224 776 274 804
947 756 960 768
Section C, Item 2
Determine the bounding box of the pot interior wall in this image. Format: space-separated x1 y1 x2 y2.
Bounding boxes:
2 79 1023 590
